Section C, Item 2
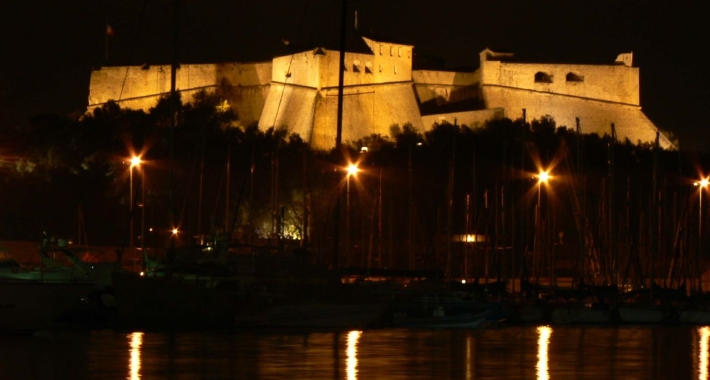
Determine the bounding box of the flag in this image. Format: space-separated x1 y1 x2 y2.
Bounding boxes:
106 24 114 36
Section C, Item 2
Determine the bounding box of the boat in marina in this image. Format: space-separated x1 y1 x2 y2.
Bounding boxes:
388 289 492 328
679 310 710 325
111 244 390 330
617 305 670 324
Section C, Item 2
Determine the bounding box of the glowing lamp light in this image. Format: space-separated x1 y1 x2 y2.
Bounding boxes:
695 178 709 187
347 163 359 177
130 156 142 168
172 228 179 236
538 171 550 183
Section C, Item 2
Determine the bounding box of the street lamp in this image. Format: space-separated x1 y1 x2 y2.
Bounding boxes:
129 155 142 271
534 170 551 283
346 163 359 264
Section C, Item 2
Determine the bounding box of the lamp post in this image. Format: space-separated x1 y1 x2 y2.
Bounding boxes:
534 170 550 283
129 156 142 271
346 163 359 265
695 178 708 291
696 179 708 239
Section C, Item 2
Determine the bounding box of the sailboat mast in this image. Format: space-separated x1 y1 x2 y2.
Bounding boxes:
331 0 347 267
168 0 178 235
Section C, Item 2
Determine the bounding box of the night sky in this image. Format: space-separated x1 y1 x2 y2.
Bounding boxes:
2 0 708 151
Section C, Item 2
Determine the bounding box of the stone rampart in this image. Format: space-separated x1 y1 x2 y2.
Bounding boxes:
480 60 639 105
88 62 272 126
482 86 672 148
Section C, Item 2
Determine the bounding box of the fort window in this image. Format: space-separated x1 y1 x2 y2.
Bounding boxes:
379 64 382 72
390 46 394 56
566 72 584 82
398 47 402 57
394 65 398 74
534 72 553 83
353 64 360 73
379 45 383 55
365 66 372 74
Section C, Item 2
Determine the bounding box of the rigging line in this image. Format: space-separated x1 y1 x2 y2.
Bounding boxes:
118 0 149 102
271 1 310 129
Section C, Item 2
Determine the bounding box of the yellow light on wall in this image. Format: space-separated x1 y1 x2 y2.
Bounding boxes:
538 170 550 183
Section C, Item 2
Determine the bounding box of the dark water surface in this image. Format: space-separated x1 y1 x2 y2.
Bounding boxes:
0 325 706 379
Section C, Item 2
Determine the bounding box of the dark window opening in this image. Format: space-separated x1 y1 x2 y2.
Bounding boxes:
566 72 584 82
534 72 553 83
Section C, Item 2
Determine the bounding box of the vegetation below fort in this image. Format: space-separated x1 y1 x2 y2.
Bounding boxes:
1 91 708 280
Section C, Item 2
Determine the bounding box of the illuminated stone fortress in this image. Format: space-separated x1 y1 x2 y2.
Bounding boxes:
88 34 673 149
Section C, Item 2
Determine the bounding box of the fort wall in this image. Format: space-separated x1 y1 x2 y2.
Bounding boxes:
421 108 505 130
413 70 482 115
88 62 272 126
479 60 640 105
86 38 672 150
482 86 672 148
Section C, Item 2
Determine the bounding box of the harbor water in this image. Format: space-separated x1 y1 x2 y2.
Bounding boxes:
0 325 706 379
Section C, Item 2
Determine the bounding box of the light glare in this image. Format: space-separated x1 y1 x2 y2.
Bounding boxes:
347 163 359 176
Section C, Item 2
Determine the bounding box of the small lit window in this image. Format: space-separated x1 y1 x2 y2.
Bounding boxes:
390 46 394 56
394 65 398 74
398 47 402 57
534 72 553 83
379 45 383 55
566 72 584 82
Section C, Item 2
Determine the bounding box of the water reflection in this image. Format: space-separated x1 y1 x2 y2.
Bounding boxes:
347 331 362 380
8 326 705 379
466 335 473 380
700 327 710 380
128 332 143 380
537 326 552 380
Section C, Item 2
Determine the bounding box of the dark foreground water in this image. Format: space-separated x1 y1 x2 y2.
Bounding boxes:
1 325 707 379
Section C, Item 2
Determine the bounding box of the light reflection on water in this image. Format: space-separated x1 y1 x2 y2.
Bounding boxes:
699 327 710 380
2 325 710 379
128 332 143 380
537 326 551 380
347 331 361 380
